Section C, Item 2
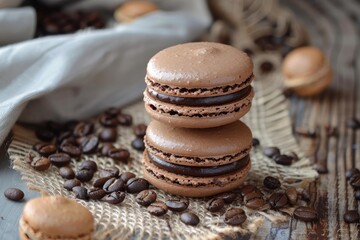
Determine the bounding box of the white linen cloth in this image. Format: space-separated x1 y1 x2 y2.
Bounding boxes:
0 0 211 145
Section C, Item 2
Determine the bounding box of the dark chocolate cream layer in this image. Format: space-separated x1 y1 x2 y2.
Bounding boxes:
148 151 250 177
147 85 252 107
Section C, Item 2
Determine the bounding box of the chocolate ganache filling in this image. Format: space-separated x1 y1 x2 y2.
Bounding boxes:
147 151 250 177
148 85 252 107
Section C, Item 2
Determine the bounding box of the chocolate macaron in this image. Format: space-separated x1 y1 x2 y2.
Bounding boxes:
143 120 252 197
144 42 255 128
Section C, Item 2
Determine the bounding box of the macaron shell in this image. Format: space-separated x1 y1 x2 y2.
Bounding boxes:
147 42 253 88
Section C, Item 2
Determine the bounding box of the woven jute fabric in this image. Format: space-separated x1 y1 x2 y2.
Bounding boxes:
7 58 318 239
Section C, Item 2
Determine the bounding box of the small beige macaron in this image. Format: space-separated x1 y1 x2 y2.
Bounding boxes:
282 46 332 97
19 195 94 240
114 0 159 23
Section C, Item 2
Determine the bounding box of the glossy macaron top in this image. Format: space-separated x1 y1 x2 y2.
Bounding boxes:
22 196 94 237
146 42 253 88
145 120 252 158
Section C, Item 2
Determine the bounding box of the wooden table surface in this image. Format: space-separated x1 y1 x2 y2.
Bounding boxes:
0 0 359 239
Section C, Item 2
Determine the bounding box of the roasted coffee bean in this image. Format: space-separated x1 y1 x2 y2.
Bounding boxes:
165 198 189 212
136 190 157 206
99 167 119 178
346 168 360 180
88 188 107 200
64 179 81 191
100 143 115 156
48 153 71 167
59 135 77 146
79 136 99 154
293 206 318 222
131 138 145 151
59 166 75 179
260 61 274 74
299 189 311 202
287 152 299 161
24 152 37 164
35 129 54 142
252 138 260 147
206 198 225 212
263 147 281 158
108 148 130 162
72 186 88 200
215 192 237 204
103 178 125 193
355 190 360 200
239 185 261 197
99 113 117 127
102 191 125 204
263 176 281 189
273 154 292 166
180 212 200 226
93 177 111 188
133 124 147 138
117 113 132 126
73 122 94 137
120 172 136 183
31 157 51 171
148 201 168 216
244 192 266 210
33 142 57 157
79 160 97 172
285 187 298 205
127 178 149 193
104 107 120 117
60 143 81 158
344 210 360 223
99 128 117 142
4 188 24 201
350 174 360 189
76 169 94 182
224 208 247 226
346 118 360 129
269 192 288 209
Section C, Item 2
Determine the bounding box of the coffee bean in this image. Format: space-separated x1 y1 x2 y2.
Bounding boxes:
180 212 200 226
108 148 130 162
344 210 360 223
239 185 261 197
79 160 97 172
79 136 99 154
263 176 281 189
206 198 225 212
165 198 189 212
60 143 82 158
293 206 318 222
273 154 292 166
127 178 149 193
285 187 298 205
35 129 55 142
103 178 125 193
131 138 145 151
99 113 117 127
148 201 168 216
299 189 311 202
4 188 24 201
224 208 247 226
244 192 266 210
269 192 288 209
350 174 360 189
215 192 237 204
24 152 37 164
346 118 360 129
73 122 94 137
100 143 115 156
355 190 360 200
72 186 88 200
104 107 120 117
117 113 132 126
287 152 299 161
133 124 147 138
120 172 136 183
76 169 94 182
99 128 117 142
88 188 107 200
93 177 111 188
263 147 281 158
101 191 125 204
59 166 75 179
252 138 260 147
31 157 51 171
48 153 71 167
64 179 81 191
33 142 57 157
346 168 360 180
136 190 157 206
260 61 274 74
99 167 119 178
59 135 77 146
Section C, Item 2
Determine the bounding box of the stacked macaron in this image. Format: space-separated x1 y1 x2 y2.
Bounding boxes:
143 42 254 197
